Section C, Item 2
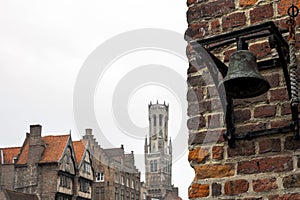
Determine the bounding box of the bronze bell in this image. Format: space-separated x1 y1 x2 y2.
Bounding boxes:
220 50 270 99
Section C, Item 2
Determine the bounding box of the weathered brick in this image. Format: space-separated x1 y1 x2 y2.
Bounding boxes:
250 4 274 24
285 136 300 150
185 22 208 40
212 146 224 160
239 0 258 7
188 62 199 74
188 129 225 145
187 0 235 23
187 87 204 103
253 177 278 192
265 73 280 88
235 122 267 134
283 173 300 189
278 0 300 16
222 12 246 31
254 105 276 118
228 140 255 157
270 118 291 129
281 102 291 115
269 193 300 200
207 113 222 128
234 109 251 123
188 183 209 198
187 75 206 87
187 116 206 130
188 147 209 163
270 88 289 101
259 156 293 173
258 138 281 154
233 93 268 106
224 179 249 195
238 160 259 174
193 163 235 179
249 41 271 59
212 183 222 196
187 0 197 6
210 19 221 34
224 48 236 62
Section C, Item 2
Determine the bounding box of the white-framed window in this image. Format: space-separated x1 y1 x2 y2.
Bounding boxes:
126 177 129 187
121 175 124 185
83 162 91 175
96 172 104 182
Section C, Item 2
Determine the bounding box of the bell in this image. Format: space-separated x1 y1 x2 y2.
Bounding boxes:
219 50 270 99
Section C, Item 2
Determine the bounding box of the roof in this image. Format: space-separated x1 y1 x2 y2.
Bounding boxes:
0 147 21 164
73 140 87 165
103 148 124 157
2 189 38 200
17 134 70 165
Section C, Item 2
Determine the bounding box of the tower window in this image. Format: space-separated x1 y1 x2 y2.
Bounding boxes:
150 160 154 172
153 115 156 126
154 160 157 171
159 114 163 126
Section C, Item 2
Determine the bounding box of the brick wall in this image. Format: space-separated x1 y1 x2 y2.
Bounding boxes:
186 0 300 199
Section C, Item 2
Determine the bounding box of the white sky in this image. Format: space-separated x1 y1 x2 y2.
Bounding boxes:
0 1 193 199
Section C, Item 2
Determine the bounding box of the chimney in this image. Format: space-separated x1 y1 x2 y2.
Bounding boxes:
28 124 44 165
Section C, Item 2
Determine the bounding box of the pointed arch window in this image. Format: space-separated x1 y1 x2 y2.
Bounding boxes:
159 114 163 126
153 115 156 126
154 160 157 172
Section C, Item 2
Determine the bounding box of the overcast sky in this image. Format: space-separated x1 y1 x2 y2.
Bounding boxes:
0 1 193 199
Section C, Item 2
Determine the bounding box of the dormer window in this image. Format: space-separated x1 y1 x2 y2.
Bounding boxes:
96 172 104 182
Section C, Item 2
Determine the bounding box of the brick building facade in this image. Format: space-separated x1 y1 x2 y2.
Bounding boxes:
186 0 300 199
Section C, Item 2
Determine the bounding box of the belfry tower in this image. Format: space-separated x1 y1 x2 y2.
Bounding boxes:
144 101 172 199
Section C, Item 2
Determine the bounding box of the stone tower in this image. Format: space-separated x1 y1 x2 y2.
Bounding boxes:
144 101 172 199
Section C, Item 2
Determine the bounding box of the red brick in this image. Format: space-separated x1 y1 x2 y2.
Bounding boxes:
285 136 300 150
222 12 246 31
270 118 291 129
188 129 225 145
212 183 221 196
212 146 224 160
235 122 267 134
234 109 251 123
281 102 291 115
238 160 259 174
239 0 258 7
187 75 206 87
187 116 206 130
233 93 268 106
187 0 196 6
187 87 204 103
269 194 300 200
250 4 274 24
194 164 235 179
228 140 255 157
185 22 208 40
210 19 221 34
258 138 281 154
278 0 300 16
259 156 293 173
253 177 278 192
187 0 235 23
270 88 289 101
224 48 236 62
265 73 280 88
283 173 300 189
188 183 209 198
188 147 209 163
207 114 222 129
249 42 271 59
224 179 249 195
254 105 276 118
188 62 199 74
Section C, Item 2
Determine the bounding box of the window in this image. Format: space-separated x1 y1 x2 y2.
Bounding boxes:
57 195 72 200
115 187 119 200
136 181 139 190
159 114 163 126
126 190 130 200
59 175 71 189
136 192 140 200
79 180 90 193
154 160 157 172
126 177 129 187
115 172 119 183
83 162 91 174
121 189 124 200
131 192 135 200
121 175 125 185
153 115 156 126
100 187 105 200
150 161 153 172
96 172 104 182
131 179 134 188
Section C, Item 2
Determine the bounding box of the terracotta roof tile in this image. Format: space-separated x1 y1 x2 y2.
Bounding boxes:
0 147 21 164
16 134 70 165
73 140 87 165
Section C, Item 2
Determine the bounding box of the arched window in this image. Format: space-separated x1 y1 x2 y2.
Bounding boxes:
150 160 154 172
153 115 156 126
154 160 157 172
159 114 163 126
